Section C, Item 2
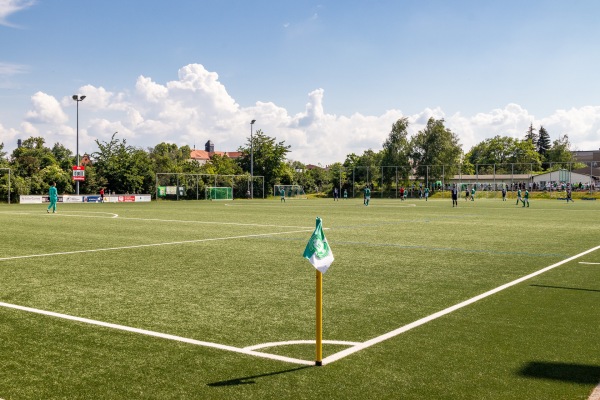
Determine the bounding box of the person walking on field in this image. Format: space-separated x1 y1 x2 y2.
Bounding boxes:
100 187 105 203
280 187 286 203
566 185 574 203
424 186 429 201
465 186 470 201
470 186 476 201
522 189 530 207
333 187 339 201
501 186 507 201
343 188 348 199
451 184 458 207
364 186 371 206
516 188 522 205
47 182 58 213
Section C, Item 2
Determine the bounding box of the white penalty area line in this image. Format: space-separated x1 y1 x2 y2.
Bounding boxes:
321 244 600 366
0 301 313 366
0 229 313 262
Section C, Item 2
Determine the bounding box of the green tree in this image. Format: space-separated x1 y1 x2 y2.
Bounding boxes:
204 153 243 176
51 143 74 171
524 123 538 147
381 117 412 184
466 136 519 173
510 139 542 173
92 133 154 194
327 162 347 193
537 126 552 169
546 134 575 169
10 137 64 194
237 129 291 193
410 118 462 183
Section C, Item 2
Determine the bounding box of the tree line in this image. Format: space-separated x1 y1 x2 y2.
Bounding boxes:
0 117 576 200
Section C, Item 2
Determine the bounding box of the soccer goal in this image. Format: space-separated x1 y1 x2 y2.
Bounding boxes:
274 184 307 199
205 186 233 201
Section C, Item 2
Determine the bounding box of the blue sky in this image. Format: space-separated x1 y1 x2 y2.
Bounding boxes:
1 0 600 165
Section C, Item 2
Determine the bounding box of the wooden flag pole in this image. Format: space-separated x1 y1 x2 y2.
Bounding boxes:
316 269 323 366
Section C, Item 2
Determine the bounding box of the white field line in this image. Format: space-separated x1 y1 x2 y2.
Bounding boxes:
322 244 600 365
0 301 313 366
589 382 600 400
0 229 313 262
244 340 361 351
579 262 600 265
0 210 313 229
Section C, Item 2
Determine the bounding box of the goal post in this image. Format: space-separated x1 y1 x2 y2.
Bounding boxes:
274 184 307 199
205 186 233 201
155 173 265 200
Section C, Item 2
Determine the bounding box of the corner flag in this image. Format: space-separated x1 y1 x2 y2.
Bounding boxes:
303 217 334 274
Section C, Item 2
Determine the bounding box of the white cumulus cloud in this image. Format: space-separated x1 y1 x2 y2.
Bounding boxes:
4 63 600 164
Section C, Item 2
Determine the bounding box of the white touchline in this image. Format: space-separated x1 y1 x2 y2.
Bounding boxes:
321 244 600 365
27 211 313 229
0 301 313 366
0 229 313 262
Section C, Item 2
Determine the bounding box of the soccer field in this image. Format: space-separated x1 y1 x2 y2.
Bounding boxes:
0 198 599 399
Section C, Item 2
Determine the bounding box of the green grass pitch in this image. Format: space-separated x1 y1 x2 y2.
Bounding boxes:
0 197 599 399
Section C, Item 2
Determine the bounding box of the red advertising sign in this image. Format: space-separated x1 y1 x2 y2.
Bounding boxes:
72 166 85 181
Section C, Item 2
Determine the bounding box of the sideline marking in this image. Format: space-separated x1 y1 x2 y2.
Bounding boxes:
0 229 313 262
1 211 311 229
579 262 600 265
2 240 597 366
321 244 600 365
0 301 313 366
590 382 600 400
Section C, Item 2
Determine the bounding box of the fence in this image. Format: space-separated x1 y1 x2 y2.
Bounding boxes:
332 162 598 198
155 173 265 200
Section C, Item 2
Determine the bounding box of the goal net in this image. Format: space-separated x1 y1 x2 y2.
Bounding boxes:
274 184 307 199
205 186 233 200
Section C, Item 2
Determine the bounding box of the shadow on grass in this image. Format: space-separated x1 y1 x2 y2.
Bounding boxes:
207 365 312 387
530 284 600 293
519 361 600 385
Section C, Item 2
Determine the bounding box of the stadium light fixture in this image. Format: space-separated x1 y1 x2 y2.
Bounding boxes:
250 119 256 199
72 95 86 195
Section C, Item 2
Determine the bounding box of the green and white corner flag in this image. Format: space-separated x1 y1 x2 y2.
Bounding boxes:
303 217 334 274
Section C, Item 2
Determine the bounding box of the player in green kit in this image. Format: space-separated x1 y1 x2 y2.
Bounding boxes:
364 186 371 206
516 188 522 205
47 182 58 213
470 186 476 201
522 189 529 207
280 188 285 202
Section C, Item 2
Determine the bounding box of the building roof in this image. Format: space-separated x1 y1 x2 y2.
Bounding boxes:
189 150 242 161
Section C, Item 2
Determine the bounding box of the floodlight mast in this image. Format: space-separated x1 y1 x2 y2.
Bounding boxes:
72 95 86 195
250 119 256 199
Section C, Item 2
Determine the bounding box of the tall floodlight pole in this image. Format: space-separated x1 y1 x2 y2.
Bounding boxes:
72 95 86 195
250 119 256 199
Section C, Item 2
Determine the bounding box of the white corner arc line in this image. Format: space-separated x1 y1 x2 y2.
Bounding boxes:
245 340 361 351
0 301 313 366
0 229 313 262
322 244 600 366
